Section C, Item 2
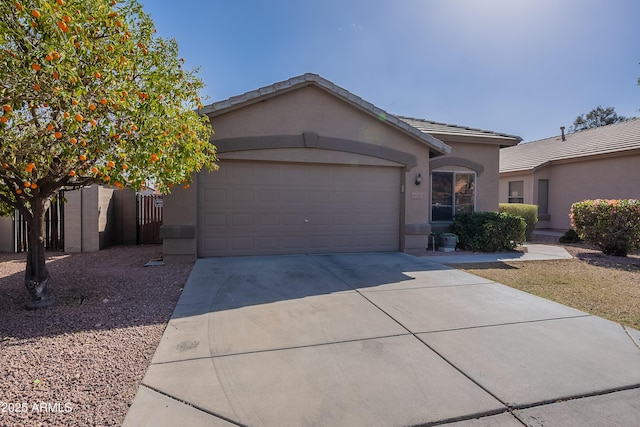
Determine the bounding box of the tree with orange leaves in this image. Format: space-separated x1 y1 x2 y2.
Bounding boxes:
0 0 217 308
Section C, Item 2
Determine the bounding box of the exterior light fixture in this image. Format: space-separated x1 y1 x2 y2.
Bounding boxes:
415 173 422 185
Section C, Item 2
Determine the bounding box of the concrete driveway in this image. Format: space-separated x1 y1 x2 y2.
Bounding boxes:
124 252 640 426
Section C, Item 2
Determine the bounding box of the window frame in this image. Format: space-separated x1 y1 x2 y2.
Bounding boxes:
508 180 524 204
430 170 477 223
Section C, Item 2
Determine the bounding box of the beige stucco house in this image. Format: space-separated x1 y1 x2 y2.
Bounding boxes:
161 73 521 260
499 119 640 230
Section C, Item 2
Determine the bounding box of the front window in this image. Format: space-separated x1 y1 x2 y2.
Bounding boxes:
508 181 524 203
431 171 475 222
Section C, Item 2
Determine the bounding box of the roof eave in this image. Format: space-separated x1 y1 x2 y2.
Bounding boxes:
398 116 523 146
500 146 640 174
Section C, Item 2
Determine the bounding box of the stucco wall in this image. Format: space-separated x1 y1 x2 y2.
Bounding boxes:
64 187 96 252
500 153 640 230
546 155 640 230
112 189 137 246
211 86 423 150
98 186 115 249
161 177 198 262
499 172 533 204
429 138 503 234
433 139 502 212
0 216 13 252
64 186 137 252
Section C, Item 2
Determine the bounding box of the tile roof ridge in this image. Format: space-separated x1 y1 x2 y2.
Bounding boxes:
518 117 640 145
569 116 640 133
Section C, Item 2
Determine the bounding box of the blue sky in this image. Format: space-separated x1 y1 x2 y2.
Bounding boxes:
141 0 639 142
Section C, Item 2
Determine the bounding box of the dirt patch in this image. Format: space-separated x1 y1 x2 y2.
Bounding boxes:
0 245 193 427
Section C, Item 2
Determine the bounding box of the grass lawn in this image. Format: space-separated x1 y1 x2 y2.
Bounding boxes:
451 254 640 330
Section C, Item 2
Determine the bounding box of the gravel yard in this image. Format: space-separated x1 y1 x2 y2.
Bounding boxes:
0 245 193 427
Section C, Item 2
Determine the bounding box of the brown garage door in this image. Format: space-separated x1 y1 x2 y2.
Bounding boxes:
198 161 401 256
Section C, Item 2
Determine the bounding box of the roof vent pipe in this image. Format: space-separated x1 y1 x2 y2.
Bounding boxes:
560 126 566 141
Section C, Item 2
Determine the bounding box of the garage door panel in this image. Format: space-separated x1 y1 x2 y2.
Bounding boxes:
198 162 400 256
231 189 255 203
280 166 306 182
256 213 280 226
203 188 227 203
256 237 280 250
230 163 256 180
231 213 253 226
253 167 281 183
202 213 227 227
282 236 306 250
307 189 331 203
202 237 227 252
283 190 306 203
257 189 281 203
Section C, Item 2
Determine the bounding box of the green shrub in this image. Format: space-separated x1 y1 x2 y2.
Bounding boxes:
559 229 581 244
570 199 640 257
452 211 526 252
499 203 538 240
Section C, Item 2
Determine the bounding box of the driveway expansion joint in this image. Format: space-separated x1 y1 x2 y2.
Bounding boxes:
151 333 415 365
509 383 640 412
415 314 594 335
415 336 511 409
138 384 247 427
623 325 640 350
410 407 517 426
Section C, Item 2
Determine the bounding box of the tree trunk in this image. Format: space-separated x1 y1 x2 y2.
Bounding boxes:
25 199 53 309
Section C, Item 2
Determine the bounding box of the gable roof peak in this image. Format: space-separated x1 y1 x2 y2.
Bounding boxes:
200 73 451 156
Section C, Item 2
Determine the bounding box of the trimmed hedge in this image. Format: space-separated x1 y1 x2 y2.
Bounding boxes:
570 199 640 257
499 203 538 240
452 211 526 252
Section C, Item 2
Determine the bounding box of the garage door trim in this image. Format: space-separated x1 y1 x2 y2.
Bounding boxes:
213 133 418 170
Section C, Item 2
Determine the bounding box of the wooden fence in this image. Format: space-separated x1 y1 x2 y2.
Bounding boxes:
15 191 65 252
137 194 163 244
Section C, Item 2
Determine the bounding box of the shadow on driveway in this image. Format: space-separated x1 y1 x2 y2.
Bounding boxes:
171 252 455 317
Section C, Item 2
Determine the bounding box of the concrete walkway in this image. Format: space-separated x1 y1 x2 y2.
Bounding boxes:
420 243 574 264
124 249 640 427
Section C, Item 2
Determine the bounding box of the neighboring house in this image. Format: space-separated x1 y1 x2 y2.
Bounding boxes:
161 73 521 260
0 185 137 253
499 119 640 230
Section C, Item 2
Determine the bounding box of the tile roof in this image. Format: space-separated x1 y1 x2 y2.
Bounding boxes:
500 118 640 173
398 116 522 144
200 73 452 155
